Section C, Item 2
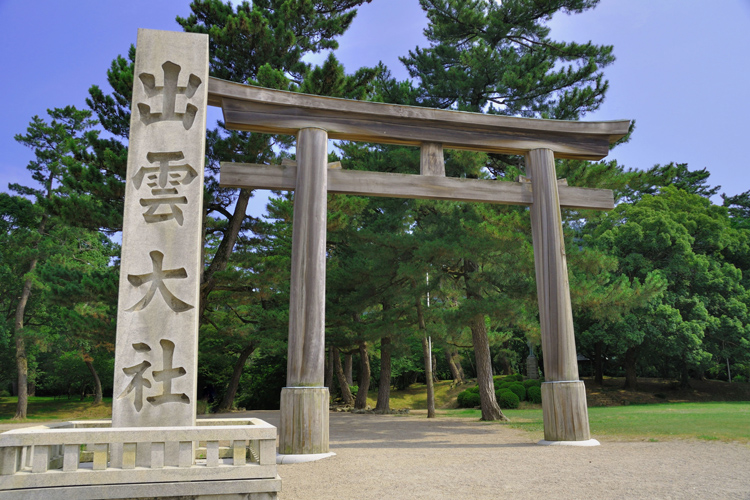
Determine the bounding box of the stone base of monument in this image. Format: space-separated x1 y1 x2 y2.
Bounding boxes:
540 380 593 443
0 418 281 499
279 387 329 455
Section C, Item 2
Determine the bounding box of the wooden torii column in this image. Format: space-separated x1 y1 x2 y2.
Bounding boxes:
207 79 630 452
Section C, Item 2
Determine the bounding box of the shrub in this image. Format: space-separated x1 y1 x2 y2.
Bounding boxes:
507 384 526 401
457 390 469 407
527 386 542 404
349 385 358 397
457 390 481 408
0 389 10 398
497 390 520 409
497 382 512 390
522 379 541 389
467 385 480 394
513 374 524 382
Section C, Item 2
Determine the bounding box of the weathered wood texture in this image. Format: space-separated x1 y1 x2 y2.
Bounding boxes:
207 78 630 161
279 388 330 455
541 381 591 441
420 142 445 176
527 148 580 382
220 163 614 211
287 128 328 387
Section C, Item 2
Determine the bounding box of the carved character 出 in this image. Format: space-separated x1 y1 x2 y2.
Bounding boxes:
137 61 202 130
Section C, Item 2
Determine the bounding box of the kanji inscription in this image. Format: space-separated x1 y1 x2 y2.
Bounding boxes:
126 250 193 312
138 61 202 130
147 339 189 406
117 340 189 412
117 343 153 412
133 151 198 225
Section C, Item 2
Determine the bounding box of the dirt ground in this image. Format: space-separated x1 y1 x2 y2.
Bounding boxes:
229 410 750 500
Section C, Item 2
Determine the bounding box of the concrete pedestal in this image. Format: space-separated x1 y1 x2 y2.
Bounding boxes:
541 381 592 442
279 387 329 455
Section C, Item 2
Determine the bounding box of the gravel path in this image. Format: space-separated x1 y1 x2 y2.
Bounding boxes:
233 410 750 500
3 411 748 499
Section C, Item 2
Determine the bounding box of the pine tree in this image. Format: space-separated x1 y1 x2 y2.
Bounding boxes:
5 107 112 418
388 0 618 419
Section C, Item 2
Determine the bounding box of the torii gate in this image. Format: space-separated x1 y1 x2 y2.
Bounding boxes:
209 79 629 452
109 27 628 464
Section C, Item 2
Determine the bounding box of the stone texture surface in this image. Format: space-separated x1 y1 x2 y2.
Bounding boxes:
113 29 209 429
0 477 280 500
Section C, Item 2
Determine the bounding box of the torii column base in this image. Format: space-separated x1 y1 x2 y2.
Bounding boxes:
279 387 329 455
540 381 594 443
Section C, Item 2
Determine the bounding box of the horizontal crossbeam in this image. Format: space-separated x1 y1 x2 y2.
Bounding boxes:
220 163 614 210
207 78 630 161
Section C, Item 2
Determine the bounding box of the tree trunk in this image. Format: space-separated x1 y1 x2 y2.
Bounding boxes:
332 346 354 405
594 341 604 386
85 358 103 405
422 338 436 418
416 298 435 418
432 354 439 383
13 271 36 420
354 341 371 409
464 259 506 421
445 349 465 385
623 346 638 390
679 356 691 389
375 336 392 413
217 344 255 412
344 352 354 386
325 347 334 389
200 188 252 314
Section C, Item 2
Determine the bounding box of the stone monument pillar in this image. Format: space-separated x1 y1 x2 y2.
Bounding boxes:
526 342 539 380
112 28 209 462
526 148 593 443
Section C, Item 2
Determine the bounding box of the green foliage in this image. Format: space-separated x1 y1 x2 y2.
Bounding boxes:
522 379 541 389
588 185 750 386
527 385 542 404
402 0 614 119
507 383 526 401
235 351 287 410
497 390 520 409
457 389 481 408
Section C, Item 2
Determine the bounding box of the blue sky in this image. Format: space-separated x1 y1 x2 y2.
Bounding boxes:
2 0 749 217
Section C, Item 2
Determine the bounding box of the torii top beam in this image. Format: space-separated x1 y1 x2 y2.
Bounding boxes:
207 77 630 161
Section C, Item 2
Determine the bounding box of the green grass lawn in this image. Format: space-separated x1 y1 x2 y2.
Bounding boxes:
440 402 750 443
0 397 112 423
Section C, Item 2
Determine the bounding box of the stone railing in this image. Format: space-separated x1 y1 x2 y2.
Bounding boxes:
0 418 280 500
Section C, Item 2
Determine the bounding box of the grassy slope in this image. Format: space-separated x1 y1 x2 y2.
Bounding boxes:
0 397 112 423
365 380 464 410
